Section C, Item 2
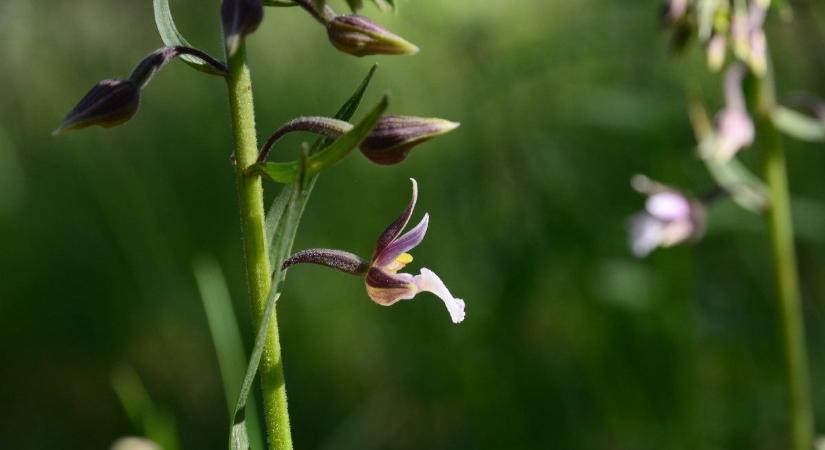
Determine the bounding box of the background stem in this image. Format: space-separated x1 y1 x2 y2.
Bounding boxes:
226 44 294 450
757 68 814 450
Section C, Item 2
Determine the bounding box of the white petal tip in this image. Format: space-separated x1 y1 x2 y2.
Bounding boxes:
414 268 465 324
448 298 466 324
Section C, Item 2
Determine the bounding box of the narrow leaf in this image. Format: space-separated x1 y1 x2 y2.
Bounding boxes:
154 0 225 75
704 154 769 213
229 289 281 450
265 184 295 252
194 258 265 450
772 106 825 143
331 64 378 129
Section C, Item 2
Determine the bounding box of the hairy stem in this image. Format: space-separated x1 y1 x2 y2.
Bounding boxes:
757 66 814 450
226 44 293 450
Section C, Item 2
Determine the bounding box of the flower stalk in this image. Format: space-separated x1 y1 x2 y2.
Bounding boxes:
756 61 813 450
225 43 293 450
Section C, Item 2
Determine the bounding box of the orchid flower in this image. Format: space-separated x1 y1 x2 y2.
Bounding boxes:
712 64 755 161
628 175 707 257
283 179 466 324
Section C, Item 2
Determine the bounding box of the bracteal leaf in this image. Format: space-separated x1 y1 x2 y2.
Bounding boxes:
772 106 825 143
154 0 225 75
252 94 387 183
704 154 769 213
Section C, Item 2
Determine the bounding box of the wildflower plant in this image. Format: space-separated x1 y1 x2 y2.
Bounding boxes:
640 1 825 448
54 0 463 448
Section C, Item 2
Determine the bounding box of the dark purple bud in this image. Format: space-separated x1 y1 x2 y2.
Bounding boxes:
359 116 459 165
53 80 140 135
222 0 264 56
282 248 370 275
54 47 226 135
327 14 419 57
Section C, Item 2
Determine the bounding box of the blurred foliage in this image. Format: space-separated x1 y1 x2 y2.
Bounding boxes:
3 0 825 449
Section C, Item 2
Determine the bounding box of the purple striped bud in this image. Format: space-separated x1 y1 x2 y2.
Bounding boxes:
222 0 264 56
257 115 459 166
360 116 460 165
53 80 140 135
327 14 419 57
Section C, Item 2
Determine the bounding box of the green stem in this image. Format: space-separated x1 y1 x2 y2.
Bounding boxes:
757 68 814 450
226 44 294 450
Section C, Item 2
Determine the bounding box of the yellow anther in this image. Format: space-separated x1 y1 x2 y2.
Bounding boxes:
396 253 414 264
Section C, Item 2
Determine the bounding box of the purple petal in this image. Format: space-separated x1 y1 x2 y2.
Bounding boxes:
373 178 418 258
646 191 691 221
282 248 369 275
374 213 429 268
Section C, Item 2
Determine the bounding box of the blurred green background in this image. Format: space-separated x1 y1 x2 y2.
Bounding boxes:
3 0 825 449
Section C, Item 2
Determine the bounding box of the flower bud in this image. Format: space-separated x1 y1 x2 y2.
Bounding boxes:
222 0 264 56
359 116 459 165
53 80 140 135
327 14 419 57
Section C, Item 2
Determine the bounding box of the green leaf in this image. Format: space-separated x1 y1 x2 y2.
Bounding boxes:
154 0 225 75
330 64 378 126
252 162 300 184
194 258 265 450
229 288 281 450
252 94 387 183
772 106 825 143
704 154 769 213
